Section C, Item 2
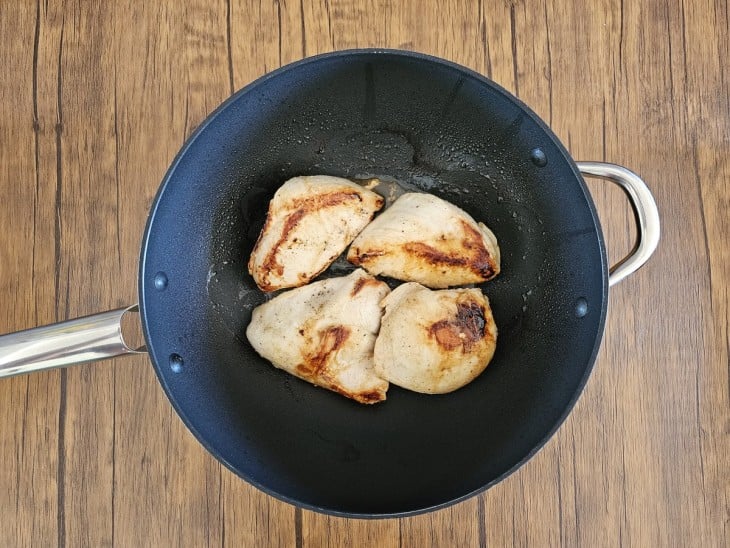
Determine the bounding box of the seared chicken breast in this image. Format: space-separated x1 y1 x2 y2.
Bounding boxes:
248 175 384 292
374 283 497 394
347 192 500 288
246 269 391 404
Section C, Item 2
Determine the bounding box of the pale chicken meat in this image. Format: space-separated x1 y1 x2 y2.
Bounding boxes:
248 175 384 292
374 283 497 394
347 192 500 288
245 269 391 404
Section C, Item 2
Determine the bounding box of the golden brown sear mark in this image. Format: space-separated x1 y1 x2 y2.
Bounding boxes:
259 209 306 286
247 212 273 279
347 248 385 265
296 324 385 404
400 220 497 280
350 276 382 297
296 325 351 378
256 190 372 291
330 385 385 405
353 390 386 404
428 301 487 352
459 220 498 279
290 189 381 210
402 242 468 266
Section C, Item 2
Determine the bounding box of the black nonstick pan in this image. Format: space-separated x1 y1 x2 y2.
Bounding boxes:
0 50 659 517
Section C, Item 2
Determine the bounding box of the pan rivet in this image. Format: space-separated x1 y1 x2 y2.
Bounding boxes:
153 272 168 290
574 298 588 318
169 353 184 373
530 148 547 167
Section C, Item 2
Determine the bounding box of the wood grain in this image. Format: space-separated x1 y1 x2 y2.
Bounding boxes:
0 0 727 546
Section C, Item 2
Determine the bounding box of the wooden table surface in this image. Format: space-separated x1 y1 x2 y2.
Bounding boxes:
1 1 728 546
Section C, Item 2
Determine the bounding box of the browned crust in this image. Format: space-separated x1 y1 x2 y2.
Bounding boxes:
401 220 497 280
247 203 274 278
329 385 386 404
427 300 488 353
402 242 468 267
349 219 498 282
347 248 385 265
459 220 499 279
296 325 351 378
260 209 306 282
350 275 383 297
295 324 386 404
252 189 381 291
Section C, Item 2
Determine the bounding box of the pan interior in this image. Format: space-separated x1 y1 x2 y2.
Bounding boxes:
139 51 607 517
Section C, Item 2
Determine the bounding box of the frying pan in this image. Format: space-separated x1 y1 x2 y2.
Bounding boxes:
0 50 659 517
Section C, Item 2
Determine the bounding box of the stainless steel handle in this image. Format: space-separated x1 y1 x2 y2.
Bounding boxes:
576 162 660 287
0 305 146 378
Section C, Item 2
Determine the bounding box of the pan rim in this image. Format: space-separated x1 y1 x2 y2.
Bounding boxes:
138 48 609 518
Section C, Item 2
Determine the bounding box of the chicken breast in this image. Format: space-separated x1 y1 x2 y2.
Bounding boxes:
373 283 497 394
245 269 391 404
248 175 385 292
347 192 500 288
